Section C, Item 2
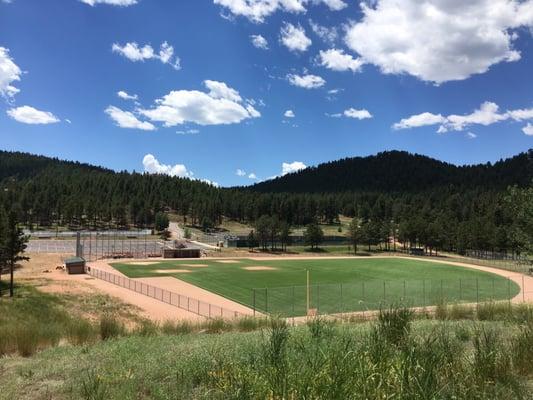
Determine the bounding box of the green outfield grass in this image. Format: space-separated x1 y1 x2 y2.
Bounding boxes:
112 257 520 317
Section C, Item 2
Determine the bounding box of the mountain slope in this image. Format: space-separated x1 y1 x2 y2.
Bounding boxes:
249 150 533 193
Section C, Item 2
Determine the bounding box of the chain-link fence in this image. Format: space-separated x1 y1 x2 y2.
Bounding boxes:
251 276 523 318
88 267 244 319
79 232 164 261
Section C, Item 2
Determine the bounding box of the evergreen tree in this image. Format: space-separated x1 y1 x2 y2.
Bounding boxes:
2 212 29 297
304 222 324 250
348 217 360 254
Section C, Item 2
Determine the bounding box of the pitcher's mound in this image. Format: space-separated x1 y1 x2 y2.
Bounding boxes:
155 269 191 273
243 266 277 271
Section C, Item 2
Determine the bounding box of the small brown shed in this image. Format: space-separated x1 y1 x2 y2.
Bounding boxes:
163 248 201 259
65 257 86 274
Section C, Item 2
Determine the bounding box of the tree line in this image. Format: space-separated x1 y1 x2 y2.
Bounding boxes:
0 150 531 256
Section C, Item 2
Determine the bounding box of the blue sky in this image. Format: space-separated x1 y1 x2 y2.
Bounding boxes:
1 0 532 187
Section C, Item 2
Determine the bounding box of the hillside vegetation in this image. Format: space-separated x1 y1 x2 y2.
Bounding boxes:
0 150 531 256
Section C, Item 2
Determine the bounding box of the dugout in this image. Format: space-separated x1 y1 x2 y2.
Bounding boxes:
65 257 86 274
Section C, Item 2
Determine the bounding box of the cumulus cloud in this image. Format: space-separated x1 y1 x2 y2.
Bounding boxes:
117 90 138 101
248 173 258 179
284 109 295 118
105 105 155 131
318 49 363 73
282 161 307 175
344 108 372 119
7 106 60 125
287 73 325 89
143 154 219 186
309 20 338 45
393 112 446 130
523 124 533 136
112 41 181 70
80 0 137 5
0 47 21 100
250 34 269 49
236 168 246 176
280 22 312 52
393 102 533 133
327 107 373 119
466 132 477 139
214 0 345 23
143 154 192 178
139 80 260 127
345 0 533 84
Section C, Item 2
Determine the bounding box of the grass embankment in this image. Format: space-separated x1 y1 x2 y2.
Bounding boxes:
1 305 532 399
113 258 520 316
0 283 142 356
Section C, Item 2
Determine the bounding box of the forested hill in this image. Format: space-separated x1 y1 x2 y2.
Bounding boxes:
0 150 114 180
249 150 533 193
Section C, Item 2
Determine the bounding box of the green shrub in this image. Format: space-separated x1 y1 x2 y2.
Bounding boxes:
450 303 475 320
477 301 512 321
376 306 413 345
205 318 230 334
67 319 95 345
435 302 448 320
134 320 159 337
99 315 124 340
512 321 533 375
15 324 38 357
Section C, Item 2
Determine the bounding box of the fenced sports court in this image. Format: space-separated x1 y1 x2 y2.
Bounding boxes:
79 232 163 261
251 275 530 318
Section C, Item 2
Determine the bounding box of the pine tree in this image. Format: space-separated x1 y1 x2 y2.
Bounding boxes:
4 212 29 297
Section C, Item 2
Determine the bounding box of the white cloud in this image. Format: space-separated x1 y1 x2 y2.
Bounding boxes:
287 73 325 89
466 132 477 139
248 173 258 179
318 49 364 73
80 0 137 5
345 0 533 84
284 109 295 118
250 34 269 49
7 106 60 125
280 23 312 52
176 128 199 135
143 154 218 186
105 105 155 131
393 112 447 130
394 102 533 133
205 79 242 102
315 0 346 11
282 161 307 175
143 154 192 178
236 168 246 176
309 20 338 44
523 123 533 136
0 47 21 100
344 108 372 119
139 80 260 127
214 0 344 23
117 90 138 101
112 41 181 70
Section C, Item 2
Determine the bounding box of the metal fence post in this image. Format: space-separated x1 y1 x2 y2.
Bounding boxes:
476 278 479 304
423 280 426 307
317 284 320 314
459 279 462 303
403 280 406 301
440 279 443 303
253 289 256 317
292 286 295 317
340 283 343 316
265 288 268 313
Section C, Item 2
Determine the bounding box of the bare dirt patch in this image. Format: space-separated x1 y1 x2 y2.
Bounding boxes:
243 266 277 271
215 260 240 264
155 269 191 273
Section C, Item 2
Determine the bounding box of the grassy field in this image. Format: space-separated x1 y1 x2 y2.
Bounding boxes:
112 257 520 317
1 307 532 400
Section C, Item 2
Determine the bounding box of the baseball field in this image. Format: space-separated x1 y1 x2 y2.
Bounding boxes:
112 257 520 317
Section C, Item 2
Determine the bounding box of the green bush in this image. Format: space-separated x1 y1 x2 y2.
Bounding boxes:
376 306 413 345
99 315 124 340
67 319 95 345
